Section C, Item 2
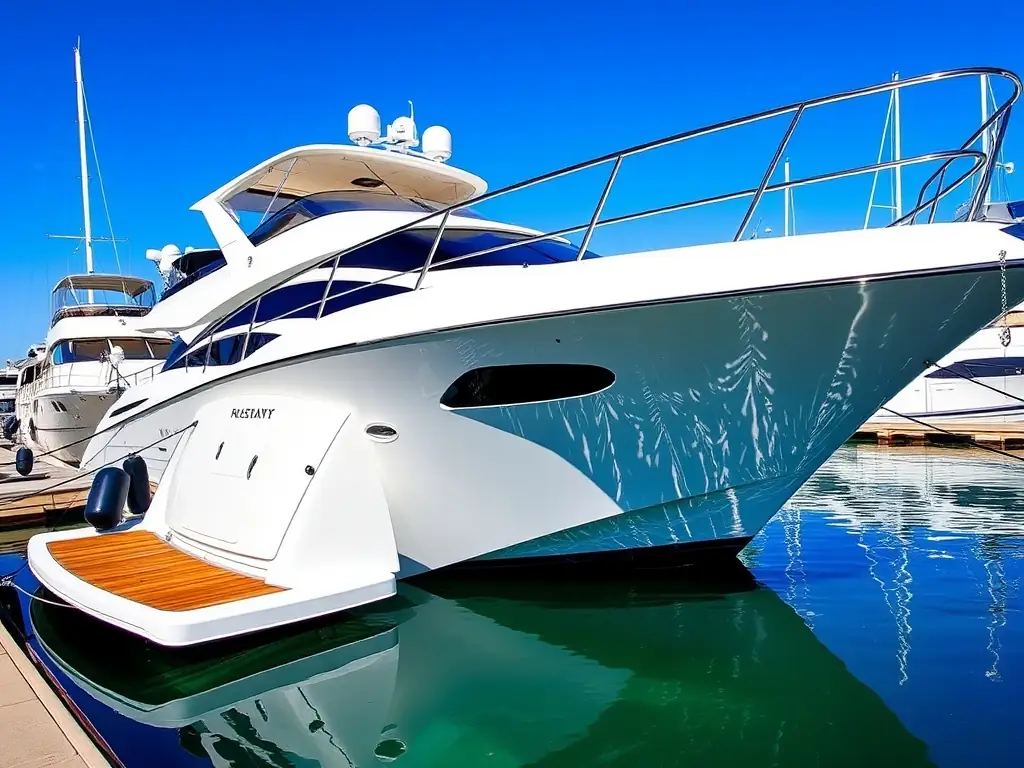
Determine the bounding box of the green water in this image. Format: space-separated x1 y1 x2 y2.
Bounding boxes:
6 445 1024 767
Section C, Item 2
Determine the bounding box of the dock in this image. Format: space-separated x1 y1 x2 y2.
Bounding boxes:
0 442 91 528
0 621 113 767
851 420 1024 450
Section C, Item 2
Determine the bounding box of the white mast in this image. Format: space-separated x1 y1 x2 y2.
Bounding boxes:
74 44 93 274
981 73 992 207
783 158 791 237
74 43 94 303
893 72 902 219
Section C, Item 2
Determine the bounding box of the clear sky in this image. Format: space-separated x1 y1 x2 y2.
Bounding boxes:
1 0 1021 358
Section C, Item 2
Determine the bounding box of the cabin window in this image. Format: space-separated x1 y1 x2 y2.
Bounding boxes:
164 333 279 371
159 250 227 301
109 398 148 418
0 400 14 414
320 227 598 274
52 338 170 364
207 335 246 366
247 191 439 247
441 364 616 409
0 375 15 386
924 357 1024 379
107 338 173 360
162 335 189 370
245 333 277 357
51 339 109 364
216 280 410 332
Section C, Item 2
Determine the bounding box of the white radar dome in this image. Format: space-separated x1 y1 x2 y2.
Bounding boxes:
389 115 417 143
348 104 381 146
422 125 452 162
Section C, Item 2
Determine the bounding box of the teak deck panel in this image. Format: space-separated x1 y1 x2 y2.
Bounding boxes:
47 530 284 612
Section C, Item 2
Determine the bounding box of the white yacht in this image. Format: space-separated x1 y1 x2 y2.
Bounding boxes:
0 361 18 425
11 345 45 439
28 67 1024 646
18 274 172 464
13 44 173 465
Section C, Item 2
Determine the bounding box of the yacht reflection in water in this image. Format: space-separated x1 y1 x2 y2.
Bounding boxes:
27 567 933 767
782 444 1024 685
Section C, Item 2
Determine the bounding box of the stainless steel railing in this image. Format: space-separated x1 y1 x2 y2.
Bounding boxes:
190 66 1019 364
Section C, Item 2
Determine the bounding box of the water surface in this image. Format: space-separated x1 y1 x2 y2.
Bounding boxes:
1 444 1021 767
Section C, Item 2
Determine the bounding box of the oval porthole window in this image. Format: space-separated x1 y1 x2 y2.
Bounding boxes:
440 364 615 409
366 423 399 442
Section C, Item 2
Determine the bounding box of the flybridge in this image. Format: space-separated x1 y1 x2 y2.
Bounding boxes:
230 407 275 420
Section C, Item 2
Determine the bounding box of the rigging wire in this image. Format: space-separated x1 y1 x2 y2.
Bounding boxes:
0 420 196 513
81 81 121 274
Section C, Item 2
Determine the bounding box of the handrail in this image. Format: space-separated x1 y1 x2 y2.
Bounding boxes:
212 147 986 336
185 67 1020 360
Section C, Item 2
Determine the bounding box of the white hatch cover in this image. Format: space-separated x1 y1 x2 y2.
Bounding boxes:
166 394 348 561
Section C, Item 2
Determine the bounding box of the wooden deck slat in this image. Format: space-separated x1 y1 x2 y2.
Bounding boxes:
47 530 284 612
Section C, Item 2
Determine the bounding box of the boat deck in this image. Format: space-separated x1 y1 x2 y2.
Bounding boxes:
46 530 284 611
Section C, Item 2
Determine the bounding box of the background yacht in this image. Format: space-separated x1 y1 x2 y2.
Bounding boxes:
32 68 1024 646
867 74 1024 425
18 274 172 464
0 361 19 424
7 44 174 465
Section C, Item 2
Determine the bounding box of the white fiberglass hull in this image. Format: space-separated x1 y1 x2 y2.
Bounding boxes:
81 261 1024 569
871 322 1024 424
26 389 118 465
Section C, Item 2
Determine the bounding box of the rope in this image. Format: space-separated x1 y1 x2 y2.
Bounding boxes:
1 384 171 467
879 406 1024 462
5 581 70 609
0 420 196 512
923 358 1024 406
0 420 198 605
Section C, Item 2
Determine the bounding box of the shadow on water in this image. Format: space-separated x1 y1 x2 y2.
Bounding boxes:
6 555 933 768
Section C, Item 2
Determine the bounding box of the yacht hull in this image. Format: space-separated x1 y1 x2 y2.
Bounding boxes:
27 389 118 465
81 264 1024 570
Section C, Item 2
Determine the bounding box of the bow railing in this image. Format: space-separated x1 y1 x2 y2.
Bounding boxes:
183 67 1019 366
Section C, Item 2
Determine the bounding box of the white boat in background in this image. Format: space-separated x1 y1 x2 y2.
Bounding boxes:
29 67 1024 646
12 44 173 465
868 74 1024 425
0 361 19 424
18 275 172 464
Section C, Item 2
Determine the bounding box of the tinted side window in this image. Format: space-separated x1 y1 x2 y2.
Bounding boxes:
208 335 246 366
244 333 278 357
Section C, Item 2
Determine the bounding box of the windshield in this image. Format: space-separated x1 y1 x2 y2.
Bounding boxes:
51 279 157 325
247 191 439 247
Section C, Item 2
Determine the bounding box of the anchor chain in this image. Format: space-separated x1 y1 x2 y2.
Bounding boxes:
999 249 1011 348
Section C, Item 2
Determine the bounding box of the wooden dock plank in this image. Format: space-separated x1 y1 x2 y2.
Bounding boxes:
852 419 1024 449
1 442 160 527
46 531 284 612
0 442 92 527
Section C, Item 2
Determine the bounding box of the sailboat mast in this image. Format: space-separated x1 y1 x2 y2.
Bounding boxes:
74 44 94 278
783 158 791 237
893 72 902 219
981 73 992 207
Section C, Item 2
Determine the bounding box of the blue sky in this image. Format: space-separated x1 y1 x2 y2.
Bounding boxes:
1 0 1022 357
